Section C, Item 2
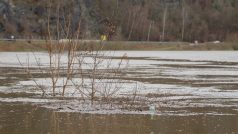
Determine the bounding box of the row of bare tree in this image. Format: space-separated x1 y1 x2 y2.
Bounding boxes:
1 0 238 42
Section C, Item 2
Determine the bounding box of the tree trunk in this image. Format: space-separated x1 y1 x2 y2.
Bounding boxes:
181 1 186 41
147 21 153 41
162 6 167 41
128 12 136 41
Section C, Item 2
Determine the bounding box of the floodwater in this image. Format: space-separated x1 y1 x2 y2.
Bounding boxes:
0 51 238 134
0 103 238 134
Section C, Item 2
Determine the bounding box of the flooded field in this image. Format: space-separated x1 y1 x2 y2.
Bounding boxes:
0 51 238 134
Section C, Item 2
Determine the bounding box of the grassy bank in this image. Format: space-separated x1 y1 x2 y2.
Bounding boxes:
0 40 238 51
0 40 46 51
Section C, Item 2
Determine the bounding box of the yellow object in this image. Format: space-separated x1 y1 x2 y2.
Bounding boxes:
101 35 107 41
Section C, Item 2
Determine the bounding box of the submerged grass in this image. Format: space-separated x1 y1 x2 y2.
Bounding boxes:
0 40 237 51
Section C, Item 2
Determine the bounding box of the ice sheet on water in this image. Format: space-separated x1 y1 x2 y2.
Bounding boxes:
1 51 238 67
13 77 238 100
0 97 61 103
0 52 128 69
0 76 5 79
161 69 238 76
1 51 238 115
42 99 237 116
110 51 238 62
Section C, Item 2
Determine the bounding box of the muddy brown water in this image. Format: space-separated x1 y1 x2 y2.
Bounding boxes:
0 103 237 134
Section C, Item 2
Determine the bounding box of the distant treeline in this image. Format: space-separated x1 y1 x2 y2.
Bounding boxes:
0 0 238 42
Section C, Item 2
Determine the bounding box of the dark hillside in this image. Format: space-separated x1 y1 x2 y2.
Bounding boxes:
0 0 238 42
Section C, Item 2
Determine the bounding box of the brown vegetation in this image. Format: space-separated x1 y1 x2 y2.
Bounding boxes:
0 40 237 51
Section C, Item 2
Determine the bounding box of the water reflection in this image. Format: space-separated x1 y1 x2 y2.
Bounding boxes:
0 103 238 134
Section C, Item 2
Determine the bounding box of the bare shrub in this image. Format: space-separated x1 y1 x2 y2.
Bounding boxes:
19 0 130 107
